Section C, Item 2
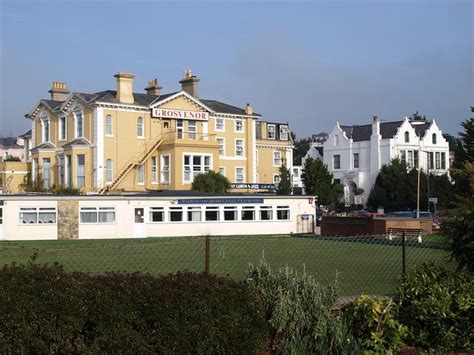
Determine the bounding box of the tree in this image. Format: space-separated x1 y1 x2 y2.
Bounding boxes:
4 155 21 162
276 161 291 195
292 132 312 166
191 170 231 193
301 158 339 206
451 110 474 198
18 172 46 192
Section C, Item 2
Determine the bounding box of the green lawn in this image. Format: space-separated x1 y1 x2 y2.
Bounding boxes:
0 235 451 296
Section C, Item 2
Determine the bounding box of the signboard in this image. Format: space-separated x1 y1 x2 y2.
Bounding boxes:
177 198 264 205
151 108 209 121
428 197 438 204
230 183 275 190
354 195 363 205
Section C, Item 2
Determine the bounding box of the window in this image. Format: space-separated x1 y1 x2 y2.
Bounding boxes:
76 154 85 188
236 167 244 183
205 206 220 221
106 115 113 136
268 124 276 139
177 120 184 139
150 207 164 222
273 174 281 184
407 150 414 168
432 133 437 145
400 150 407 164
41 117 49 142
235 120 243 132
66 155 72 187
441 152 446 169
183 154 211 183
187 207 202 222
80 207 115 224
169 207 183 222
224 206 237 221
428 152 434 170
273 151 282 167
188 120 197 139
260 206 273 221
59 116 66 140
106 159 113 183
235 139 244 157
279 125 289 140
414 150 419 168
57 156 64 186
333 155 341 169
215 118 224 131
151 157 158 183
137 164 144 184
293 168 299 177
435 152 441 169
74 110 83 138
219 167 225 175
42 158 51 189
334 135 339 146
241 206 255 221
277 206 290 220
353 153 359 169
19 207 56 224
161 155 170 183
404 131 409 143
137 117 144 138
217 138 225 156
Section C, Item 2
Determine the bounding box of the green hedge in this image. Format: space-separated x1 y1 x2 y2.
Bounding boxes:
0 263 268 354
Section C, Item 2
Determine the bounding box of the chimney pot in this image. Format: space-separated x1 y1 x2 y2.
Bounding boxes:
48 81 70 101
145 78 162 96
179 69 200 97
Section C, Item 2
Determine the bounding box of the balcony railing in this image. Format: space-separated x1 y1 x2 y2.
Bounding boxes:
161 128 216 143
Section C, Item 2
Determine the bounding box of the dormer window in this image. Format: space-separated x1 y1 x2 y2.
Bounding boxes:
40 116 49 142
268 124 276 139
74 109 84 138
432 133 437 145
279 125 289 140
404 131 409 143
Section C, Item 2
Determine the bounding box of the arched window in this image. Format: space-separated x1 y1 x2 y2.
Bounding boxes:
73 109 84 138
404 131 409 143
432 133 437 145
40 116 49 142
106 115 113 136
106 159 113 183
334 135 339 146
137 117 144 138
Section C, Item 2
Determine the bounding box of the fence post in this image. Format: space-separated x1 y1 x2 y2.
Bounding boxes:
402 230 406 275
204 234 210 274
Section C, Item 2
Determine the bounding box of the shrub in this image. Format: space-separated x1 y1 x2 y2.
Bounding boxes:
0 263 268 354
246 258 357 353
398 262 474 351
343 294 407 353
191 170 231 193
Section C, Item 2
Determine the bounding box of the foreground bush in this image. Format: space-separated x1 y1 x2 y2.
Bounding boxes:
247 258 358 353
344 295 407 353
398 262 473 351
0 263 268 354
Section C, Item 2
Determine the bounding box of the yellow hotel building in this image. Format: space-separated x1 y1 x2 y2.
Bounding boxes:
25 71 294 193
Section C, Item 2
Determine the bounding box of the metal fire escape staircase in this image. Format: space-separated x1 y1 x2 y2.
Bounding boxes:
97 136 163 194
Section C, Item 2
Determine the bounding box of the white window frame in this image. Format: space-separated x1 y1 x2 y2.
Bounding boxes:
183 153 212 184
76 154 85 188
259 206 273 221
235 139 244 157
219 166 225 176
137 117 144 138
187 206 202 222
235 119 244 133
223 206 238 221
105 159 113 183
188 120 197 140
161 155 170 183
435 152 441 169
105 114 113 137
267 124 276 139
353 153 359 169
80 207 115 224
279 125 289 140
42 158 51 189
333 154 341 170
217 137 225 156
137 164 145 184
215 117 224 131
40 116 50 143
205 206 220 221
151 156 158 183
273 151 282 167
73 109 84 138
432 133 437 145
19 207 57 224
149 207 165 223
58 115 67 141
235 167 245 183
169 207 183 222
241 206 255 221
277 205 290 220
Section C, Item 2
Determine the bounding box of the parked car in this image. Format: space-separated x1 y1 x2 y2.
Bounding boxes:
353 210 385 218
386 211 440 229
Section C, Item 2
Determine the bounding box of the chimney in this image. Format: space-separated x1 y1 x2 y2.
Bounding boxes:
372 115 380 136
179 69 200 97
145 79 162 96
114 72 135 104
48 81 70 101
244 103 253 115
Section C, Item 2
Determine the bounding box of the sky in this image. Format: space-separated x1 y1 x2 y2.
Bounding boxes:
0 0 472 139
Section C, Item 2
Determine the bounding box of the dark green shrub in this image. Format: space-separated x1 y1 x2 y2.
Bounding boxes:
343 294 407 353
191 170 231 193
0 263 268 354
246 258 357 353
398 262 474 351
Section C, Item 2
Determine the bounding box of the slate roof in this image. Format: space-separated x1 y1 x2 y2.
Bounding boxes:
0 137 21 148
341 121 411 142
19 130 32 139
62 138 91 149
30 142 56 151
200 99 261 117
41 100 63 110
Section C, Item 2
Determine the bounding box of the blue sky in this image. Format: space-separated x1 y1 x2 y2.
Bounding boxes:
1 0 472 138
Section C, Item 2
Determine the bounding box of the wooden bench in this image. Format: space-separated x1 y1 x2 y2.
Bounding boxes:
386 228 423 243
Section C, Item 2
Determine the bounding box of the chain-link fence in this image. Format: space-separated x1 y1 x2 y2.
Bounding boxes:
0 234 451 297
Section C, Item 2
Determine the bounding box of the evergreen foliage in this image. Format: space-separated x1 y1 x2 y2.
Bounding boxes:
276 161 291 195
301 157 342 206
191 170 231 193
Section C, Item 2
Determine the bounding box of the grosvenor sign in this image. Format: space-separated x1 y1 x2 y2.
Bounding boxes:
152 108 209 121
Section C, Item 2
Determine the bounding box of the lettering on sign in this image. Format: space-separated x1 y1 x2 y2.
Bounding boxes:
230 183 275 190
178 198 264 205
151 108 209 121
